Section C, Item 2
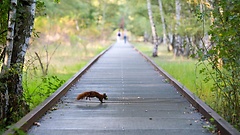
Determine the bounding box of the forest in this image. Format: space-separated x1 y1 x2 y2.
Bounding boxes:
0 0 239 133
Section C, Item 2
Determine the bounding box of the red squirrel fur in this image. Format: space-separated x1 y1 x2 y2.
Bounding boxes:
76 91 108 103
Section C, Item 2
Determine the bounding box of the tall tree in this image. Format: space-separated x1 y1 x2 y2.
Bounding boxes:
0 0 15 127
146 0 159 57
158 0 167 45
174 0 182 57
0 0 36 127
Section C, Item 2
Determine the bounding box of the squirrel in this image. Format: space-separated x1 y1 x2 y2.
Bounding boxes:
76 91 108 103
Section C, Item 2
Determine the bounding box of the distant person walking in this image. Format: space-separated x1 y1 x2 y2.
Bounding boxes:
117 30 121 42
123 30 127 44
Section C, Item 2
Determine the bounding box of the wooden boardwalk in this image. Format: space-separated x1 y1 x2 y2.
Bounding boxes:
28 41 211 135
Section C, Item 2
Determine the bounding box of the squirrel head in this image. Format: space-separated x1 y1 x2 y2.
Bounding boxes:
103 93 108 100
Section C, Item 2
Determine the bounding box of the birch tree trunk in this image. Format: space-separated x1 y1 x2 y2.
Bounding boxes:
174 0 182 57
4 0 17 69
147 0 159 57
158 0 167 45
0 0 36 127
14 0 36 94
0 0 18 127
200 0 213 51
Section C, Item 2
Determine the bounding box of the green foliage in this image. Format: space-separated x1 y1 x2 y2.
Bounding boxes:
13 127 27 135
35 0 46 17
24 75 65 109
196 0 240 130
0 129 4 135
41 76 65 95
125 0 150 36
54 0 60 3
41 0 124 30
0 0 9 52
179 1 210 36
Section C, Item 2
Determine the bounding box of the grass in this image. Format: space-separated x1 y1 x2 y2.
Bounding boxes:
132 42 214 106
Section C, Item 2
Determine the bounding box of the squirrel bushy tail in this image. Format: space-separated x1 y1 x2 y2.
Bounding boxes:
76 92 90 100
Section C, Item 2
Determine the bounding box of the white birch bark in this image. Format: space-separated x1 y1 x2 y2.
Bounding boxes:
0 0 36 125
147 0 158 57
158 0 167 45
0 0 18 124
174 0 181 56
15 0 36 94
175 0 181 26
3 0 18 69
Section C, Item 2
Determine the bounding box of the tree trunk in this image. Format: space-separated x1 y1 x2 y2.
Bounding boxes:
4 0 17 69
0 0 36 127
174 0 182 57
158 0 167 45
0 0 18 127
200 1 212 52
147 0 159 57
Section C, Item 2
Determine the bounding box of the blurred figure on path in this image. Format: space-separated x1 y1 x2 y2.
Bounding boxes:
123 30 127 44
117 30 121 42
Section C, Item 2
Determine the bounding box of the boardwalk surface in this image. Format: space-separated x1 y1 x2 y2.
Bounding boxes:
28 41 211 135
